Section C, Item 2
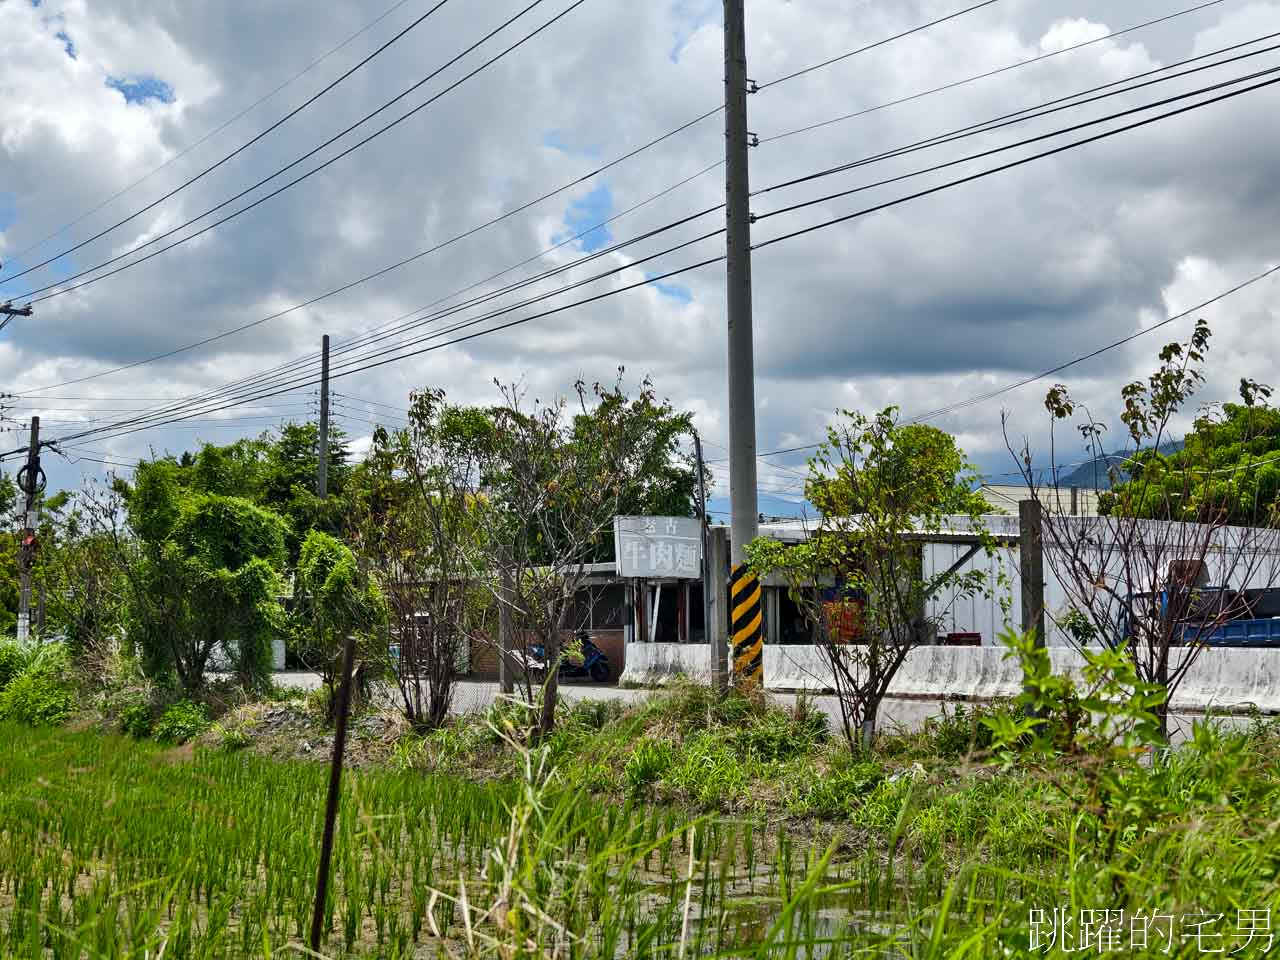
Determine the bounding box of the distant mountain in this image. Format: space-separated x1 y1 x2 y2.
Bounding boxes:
1057 441 1184 490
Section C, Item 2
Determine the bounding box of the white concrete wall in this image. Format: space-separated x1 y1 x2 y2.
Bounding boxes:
622 642 1280 713
620 643 713 684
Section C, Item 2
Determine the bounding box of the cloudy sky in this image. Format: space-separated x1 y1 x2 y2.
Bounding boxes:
2 0 1278 516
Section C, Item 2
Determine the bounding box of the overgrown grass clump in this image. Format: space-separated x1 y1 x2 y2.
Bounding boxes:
4 712 1280 957
0 639 76 727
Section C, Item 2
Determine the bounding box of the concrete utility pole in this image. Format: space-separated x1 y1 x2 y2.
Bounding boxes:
1019 499 1046 648
16 417 41 644
693 431 710 635
317 334 330 498
723 0 759 569
707 525 729 690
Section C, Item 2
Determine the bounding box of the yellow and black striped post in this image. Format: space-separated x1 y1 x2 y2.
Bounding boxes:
729 563 763 686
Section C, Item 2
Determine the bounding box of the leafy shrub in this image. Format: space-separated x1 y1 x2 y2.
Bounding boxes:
646 682 767 729
391 734 429 772
23 642 71 680
565 697 625 731
665 731 747 809
624 738 675 793
153 700 209 745
0 672 77 727
119 701 153 739
0 639 29 690
304 685 332 719
922 703 1002 759
483 696 541 743
733 706 827 763
211 722 252 752
786 759 885 818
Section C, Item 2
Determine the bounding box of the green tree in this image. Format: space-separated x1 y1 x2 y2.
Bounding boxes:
292 529 386 722
125 459 289 690
0 471 15 518
257 423 351 559
1026 321 1280 739
567 373 706 560
804 422 989 517
748 408 997 749
348 389 494 729
1103 382 1280 525
135 422 351 561
478 375 702 738
0 471 19 637
33 484 130 661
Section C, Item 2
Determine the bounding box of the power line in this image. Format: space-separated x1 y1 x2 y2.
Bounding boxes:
759 0 1227 143
14 0 994 381
51 227 727 446
311 159 725 368
18 157 722 401
3 0 457 283
19 0 586 303
19 200 724 439
39 255 725 452
61 56 1249 451
906 262 1280 424
5 0 424 267
750 259 1280 464
754 35 1280 200
25 206 723 449
756 0 1001 91
27 46 1278 456
332 399 410 421
753 62 1280 218
752 71 1280 247
332 392 408 414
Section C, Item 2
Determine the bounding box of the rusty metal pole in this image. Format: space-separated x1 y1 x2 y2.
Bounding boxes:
309 633 357 953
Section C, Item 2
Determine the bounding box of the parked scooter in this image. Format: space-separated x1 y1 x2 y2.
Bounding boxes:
528 630 612 683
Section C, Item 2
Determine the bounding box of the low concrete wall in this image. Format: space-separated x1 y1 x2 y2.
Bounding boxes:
623 642 1280 713
620 643 713 684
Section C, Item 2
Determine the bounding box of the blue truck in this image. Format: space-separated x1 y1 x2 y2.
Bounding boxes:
1130 586 1280 648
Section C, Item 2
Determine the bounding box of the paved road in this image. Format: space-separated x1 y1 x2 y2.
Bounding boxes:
270 673 1230 743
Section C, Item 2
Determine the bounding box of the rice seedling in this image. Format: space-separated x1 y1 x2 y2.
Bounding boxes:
2 712 1279 958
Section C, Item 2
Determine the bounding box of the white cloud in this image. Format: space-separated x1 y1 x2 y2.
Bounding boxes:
0 0 1277 497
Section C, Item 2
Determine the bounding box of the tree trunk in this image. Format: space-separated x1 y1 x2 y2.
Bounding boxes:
538 635 560 739
860 701 879 749
1153 653 1171 742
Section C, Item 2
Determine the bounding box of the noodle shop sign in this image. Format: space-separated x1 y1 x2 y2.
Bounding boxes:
613 516 702 579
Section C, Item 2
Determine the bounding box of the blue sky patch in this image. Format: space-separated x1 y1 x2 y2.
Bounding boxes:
106 74 175 105
55 30 76 59
542 129 600 160
0 194 16 234
0 193 81 297
543 130 572 153
555 184 614 253
645 270 693 303
669 0 718 63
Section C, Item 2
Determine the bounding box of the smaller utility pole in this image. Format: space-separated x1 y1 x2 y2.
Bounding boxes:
309 633 357 954
16 417 41 644
498 562 515 695
694 432 711 644
317 335 330 498
708 526 729 690
1019 499 1046 648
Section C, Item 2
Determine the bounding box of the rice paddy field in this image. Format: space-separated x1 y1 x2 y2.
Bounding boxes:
3 715 1280 958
